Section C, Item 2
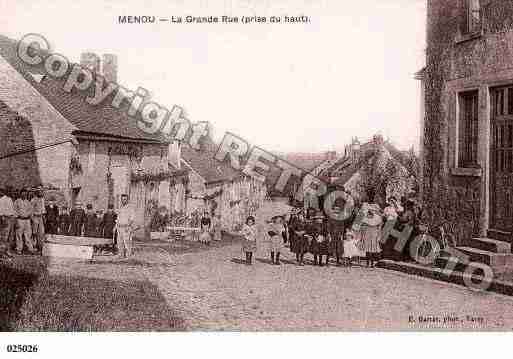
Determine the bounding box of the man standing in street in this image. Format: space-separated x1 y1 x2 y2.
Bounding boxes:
31 189 46 251
116 194 135 258
0 188 15 257
102 204 117 253
45 196 59 235
70 202 85 236
14 189 36 255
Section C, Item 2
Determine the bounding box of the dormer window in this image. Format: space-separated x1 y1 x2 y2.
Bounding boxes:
464 0 481 34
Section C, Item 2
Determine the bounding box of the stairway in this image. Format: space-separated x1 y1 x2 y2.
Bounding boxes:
377 229 513 296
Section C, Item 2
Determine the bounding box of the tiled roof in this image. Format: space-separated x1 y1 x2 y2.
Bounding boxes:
0 34 168 144
180 136 241 184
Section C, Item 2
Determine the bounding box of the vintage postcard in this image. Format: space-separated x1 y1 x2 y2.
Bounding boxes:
1 0 513 349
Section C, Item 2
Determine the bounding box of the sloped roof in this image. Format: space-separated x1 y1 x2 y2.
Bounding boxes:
180 136 241 185
0 34 167 144
323 138 415 187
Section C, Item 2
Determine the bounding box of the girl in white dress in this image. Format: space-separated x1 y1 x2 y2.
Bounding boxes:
343 230 364 266
241 216 257 265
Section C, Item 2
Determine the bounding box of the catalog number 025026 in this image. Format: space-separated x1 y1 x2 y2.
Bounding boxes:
6 344 39 353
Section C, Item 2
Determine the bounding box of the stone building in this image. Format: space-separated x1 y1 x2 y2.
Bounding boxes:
178 136 268 232
419 0 513 242
0 35 172 231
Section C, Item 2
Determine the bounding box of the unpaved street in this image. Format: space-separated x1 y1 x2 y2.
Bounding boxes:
45 238 513 331
136 241 513 331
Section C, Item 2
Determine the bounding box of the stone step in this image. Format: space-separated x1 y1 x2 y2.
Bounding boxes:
377 259 513 296
488 229 512 243
434 256 483 273
435 255 513 275
456 246 513 267
469 237 511 254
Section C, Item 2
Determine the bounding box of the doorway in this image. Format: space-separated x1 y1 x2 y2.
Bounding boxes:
490 86 513 232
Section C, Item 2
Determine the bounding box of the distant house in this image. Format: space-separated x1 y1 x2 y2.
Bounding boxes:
0 35 173 231
315 135 418 206
420 0 513 240
285 151 341 210
178 136 267 232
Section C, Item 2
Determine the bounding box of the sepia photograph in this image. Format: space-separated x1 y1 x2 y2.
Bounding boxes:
0 0 512 356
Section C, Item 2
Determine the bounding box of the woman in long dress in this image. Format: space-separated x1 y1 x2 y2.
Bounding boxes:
360 203 383 267
268 216 285 265
241 216 257 265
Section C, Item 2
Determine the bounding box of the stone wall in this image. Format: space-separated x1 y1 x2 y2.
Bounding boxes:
423 0 513 240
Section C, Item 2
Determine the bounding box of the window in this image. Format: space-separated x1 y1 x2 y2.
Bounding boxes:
464 0 481 34
458 90 479 167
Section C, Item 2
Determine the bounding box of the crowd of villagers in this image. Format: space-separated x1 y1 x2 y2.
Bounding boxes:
0 187 123 257
240 185 428 267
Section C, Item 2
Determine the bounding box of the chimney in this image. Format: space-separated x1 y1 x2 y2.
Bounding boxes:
80 52 100 72
102 54 118 84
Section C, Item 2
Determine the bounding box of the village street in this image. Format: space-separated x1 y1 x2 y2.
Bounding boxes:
44 236 513 331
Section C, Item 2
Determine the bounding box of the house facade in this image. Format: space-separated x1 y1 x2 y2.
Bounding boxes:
0 35 173 232
420 0 513 242
179 137 268 232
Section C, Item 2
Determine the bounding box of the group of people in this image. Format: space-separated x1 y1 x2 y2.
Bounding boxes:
0 187 136 259
240 187 423 267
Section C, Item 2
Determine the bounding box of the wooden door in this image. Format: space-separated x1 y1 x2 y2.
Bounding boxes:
490 86 513 232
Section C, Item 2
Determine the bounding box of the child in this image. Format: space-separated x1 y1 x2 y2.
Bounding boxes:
241 216 257 265
199 210 212 245
343 230 363 266
361 203 383 267
268 216 285 265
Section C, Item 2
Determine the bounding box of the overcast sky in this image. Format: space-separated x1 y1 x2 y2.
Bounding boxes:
1 0 426 153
